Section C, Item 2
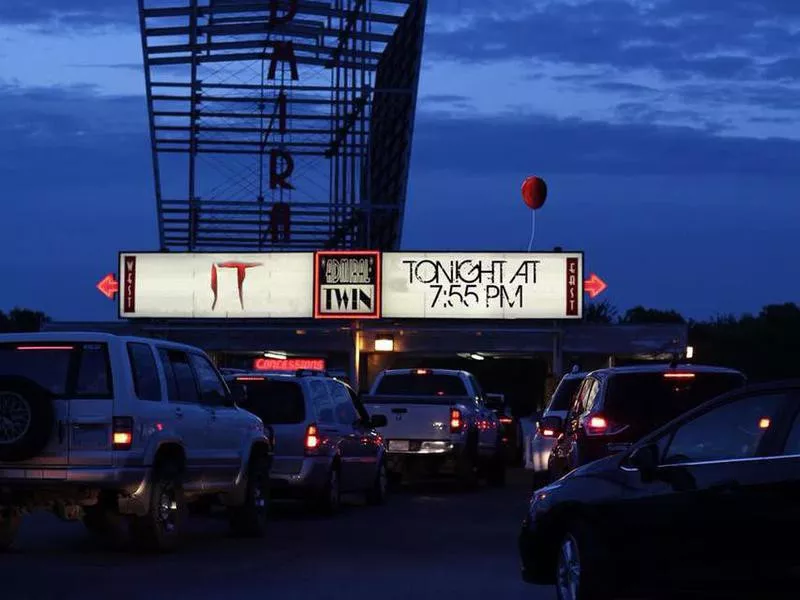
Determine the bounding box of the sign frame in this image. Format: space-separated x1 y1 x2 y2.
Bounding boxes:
313 250 382 320
379 250 585 321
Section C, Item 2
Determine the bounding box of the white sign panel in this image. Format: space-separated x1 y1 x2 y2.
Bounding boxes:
119 253 314 319
381 252 583 319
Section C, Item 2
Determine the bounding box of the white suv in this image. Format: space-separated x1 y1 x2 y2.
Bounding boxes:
0 332 273 552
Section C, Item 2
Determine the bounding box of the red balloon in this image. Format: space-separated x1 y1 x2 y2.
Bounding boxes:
521 176 548 210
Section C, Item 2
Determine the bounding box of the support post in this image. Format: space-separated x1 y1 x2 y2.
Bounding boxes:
351 321 362 390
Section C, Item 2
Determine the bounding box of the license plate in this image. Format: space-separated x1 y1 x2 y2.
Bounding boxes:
388 440 410 452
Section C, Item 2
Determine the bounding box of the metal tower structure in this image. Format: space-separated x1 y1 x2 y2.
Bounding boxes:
137 0 427 251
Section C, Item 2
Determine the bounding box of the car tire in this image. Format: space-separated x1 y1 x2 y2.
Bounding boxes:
130 463 186 553
555 523 612 600
486 451 507 488
229 455 271 538
0 510 20 552
365 459 388 506
0 377 55 463
317 466 341 516
456 433 480 490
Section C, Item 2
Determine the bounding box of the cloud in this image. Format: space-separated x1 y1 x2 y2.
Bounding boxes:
426 0 800 82
0 0 136 29
411 111 800 177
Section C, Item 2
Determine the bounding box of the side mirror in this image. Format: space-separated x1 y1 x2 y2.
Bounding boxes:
627 443 659 477
369 414 388 429
228 383 247 407
539 415 564 435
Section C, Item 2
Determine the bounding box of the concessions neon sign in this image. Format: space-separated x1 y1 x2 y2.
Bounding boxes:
253 358 326 372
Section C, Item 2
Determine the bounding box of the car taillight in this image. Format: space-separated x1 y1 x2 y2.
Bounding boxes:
450 408 463 433
499 416 513 425
538 425 557 437
112 417 134 450
583 414 628 437
305 424 320 452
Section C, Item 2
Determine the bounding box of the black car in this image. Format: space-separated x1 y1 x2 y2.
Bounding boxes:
545 364 746 480
519 379 800 599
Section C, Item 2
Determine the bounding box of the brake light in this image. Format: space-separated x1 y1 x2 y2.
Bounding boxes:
450 408 462 433
305 424 320 452
499 416 513 425
415 369 430 375
664 372 695 379
236 376 265 382
16 345 74 351
112 417 134 451
583 414 628 437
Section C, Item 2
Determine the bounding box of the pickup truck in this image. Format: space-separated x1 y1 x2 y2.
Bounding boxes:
361 368 506 487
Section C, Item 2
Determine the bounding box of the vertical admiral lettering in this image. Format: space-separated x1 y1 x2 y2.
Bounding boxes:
314 250 381 319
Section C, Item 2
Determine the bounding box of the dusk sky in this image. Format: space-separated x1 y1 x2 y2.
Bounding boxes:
0 0 798 322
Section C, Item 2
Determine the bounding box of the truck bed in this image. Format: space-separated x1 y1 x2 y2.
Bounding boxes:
362 394 473 444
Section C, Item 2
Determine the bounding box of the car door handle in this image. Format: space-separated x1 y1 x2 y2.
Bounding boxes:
175 408 184 418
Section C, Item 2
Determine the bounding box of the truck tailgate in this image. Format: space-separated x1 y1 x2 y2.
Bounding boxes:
363 395 462 442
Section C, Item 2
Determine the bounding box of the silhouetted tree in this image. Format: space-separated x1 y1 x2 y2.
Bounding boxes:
584 300 619 324
621 305 686 324
0 308 50 333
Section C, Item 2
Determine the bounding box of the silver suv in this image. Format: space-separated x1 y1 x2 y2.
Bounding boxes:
0 332 273 552
225 371 388 514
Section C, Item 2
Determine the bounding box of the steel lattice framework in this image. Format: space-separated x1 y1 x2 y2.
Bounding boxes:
137 0 427 251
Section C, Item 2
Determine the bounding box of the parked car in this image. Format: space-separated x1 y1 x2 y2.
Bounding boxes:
0 333 273 552
525 371 587 485
546 364 747 480
520 379 800 600
225 371 388 513
362 368 506 487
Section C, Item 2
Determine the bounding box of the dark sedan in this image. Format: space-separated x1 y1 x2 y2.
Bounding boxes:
519 380 800 600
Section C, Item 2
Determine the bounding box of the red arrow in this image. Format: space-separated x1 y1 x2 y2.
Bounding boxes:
584 273 607 299
96 274 119 300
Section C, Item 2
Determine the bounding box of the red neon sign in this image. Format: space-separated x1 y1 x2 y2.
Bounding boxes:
253 358 327 372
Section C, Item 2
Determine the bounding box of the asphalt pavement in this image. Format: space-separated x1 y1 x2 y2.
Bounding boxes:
0 469 552 600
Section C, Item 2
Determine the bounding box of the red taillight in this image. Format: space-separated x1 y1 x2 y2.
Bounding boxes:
583 414 628 437
540 428 556 437
664 372 695 379
236 376 265 382
16 345 74 351
450 408 462 433
305 424 320 452
112 417 134 451
415 369 430 375
499 416 513 425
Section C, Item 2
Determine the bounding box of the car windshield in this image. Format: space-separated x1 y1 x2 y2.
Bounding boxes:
374 373 467 396
236 379 306 424
548 377 583 411
0 342 112 397
604 371 746 429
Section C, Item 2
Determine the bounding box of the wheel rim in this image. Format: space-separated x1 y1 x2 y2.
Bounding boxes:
157 484 178 534
557 534 581 600
0 392 31 445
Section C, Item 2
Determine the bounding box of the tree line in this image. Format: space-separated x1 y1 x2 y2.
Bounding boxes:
586 300 800 383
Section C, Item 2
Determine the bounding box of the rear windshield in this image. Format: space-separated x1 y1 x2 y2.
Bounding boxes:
604 372 746 429
548 377 583 411
236 379 306 425
0 342 112 398
374 373 468 397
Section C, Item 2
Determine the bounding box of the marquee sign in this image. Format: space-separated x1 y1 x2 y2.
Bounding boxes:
117 250 589 320
381 252 584 320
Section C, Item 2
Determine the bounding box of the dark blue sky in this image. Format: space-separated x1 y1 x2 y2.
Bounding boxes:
0 0 798 321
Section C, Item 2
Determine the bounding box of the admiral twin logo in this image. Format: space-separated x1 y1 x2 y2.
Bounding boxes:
314 251 380 319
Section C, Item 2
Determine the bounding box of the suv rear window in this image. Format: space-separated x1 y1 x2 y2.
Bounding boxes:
549 377 583 411
374 374 467 396
0 342 113 398
236 379 306 424
604 371 746 430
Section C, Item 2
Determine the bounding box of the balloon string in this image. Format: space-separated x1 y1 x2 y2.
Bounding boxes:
527 210 536 252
